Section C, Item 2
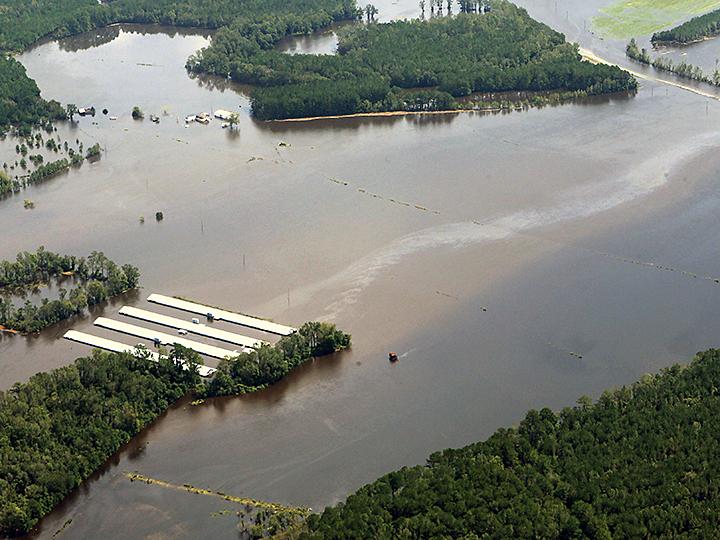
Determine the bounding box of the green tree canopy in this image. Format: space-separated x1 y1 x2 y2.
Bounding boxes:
303 349 720 539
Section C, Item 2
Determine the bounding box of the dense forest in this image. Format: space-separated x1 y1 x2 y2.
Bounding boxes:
652 8 720 44
0 56 64 135
0 0 357 51
2 131 98 196
0 347 200 537
0 248 140 333
188 0 637 119
201 322 351 397
1 0 635 123
301 349 720 538
0 317 350 536
0 0 355 132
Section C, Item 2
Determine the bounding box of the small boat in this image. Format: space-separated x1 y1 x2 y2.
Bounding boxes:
185 115 195 123
388 352 398 362
109 116 118 120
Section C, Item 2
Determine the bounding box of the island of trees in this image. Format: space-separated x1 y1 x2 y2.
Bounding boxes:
0 248 140 333
201 321 351 397
299 349 720 538
652 8 720 44
188 0 637 120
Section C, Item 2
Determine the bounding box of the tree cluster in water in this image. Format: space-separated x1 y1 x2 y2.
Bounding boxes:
2 131 98 198
652 8 720 44
201 321 351 397
0 347 200 536
626 38 720 86
188 0 637 120
0 248 140 333
301 349 720 538
0 316 350 536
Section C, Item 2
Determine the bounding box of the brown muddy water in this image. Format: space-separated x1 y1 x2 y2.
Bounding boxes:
3 0 720 537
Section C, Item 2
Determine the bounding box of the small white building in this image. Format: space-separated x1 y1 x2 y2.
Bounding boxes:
213 109 235 120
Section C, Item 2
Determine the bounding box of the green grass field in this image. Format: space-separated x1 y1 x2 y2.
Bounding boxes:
593 0 720 38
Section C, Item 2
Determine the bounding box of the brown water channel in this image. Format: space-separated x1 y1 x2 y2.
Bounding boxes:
3 0 720 537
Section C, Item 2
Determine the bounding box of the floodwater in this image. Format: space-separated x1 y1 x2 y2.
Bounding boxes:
3 0 720 538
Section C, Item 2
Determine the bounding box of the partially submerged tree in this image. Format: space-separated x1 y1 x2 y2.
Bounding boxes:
65 103 78 121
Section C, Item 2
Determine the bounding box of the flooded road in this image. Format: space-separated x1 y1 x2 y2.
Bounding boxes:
3 0 720 537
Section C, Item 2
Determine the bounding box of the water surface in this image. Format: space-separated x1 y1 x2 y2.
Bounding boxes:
3 2 720 538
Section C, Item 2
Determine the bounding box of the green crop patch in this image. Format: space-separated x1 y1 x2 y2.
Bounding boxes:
593 0 720 38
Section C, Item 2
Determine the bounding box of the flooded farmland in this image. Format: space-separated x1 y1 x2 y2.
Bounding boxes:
3 0 720 537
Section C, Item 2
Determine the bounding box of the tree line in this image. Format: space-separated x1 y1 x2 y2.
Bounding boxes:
201 321 351 397
0 56 65 136
2 0 636 124
2 131 96 198
626 38 720 86
0 171 12 198
0 0 357 52
0 316 351 535
0 248 140 333
301 349 720 538
188 1 637 120
0 0 356 134
0 347 200 536
652 8 720 44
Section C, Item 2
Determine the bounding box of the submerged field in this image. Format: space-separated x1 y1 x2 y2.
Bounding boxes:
5 0 720 537
593 0 720 38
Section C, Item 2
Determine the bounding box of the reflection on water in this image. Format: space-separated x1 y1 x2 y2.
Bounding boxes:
55 24 213 53
277 28 339 55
